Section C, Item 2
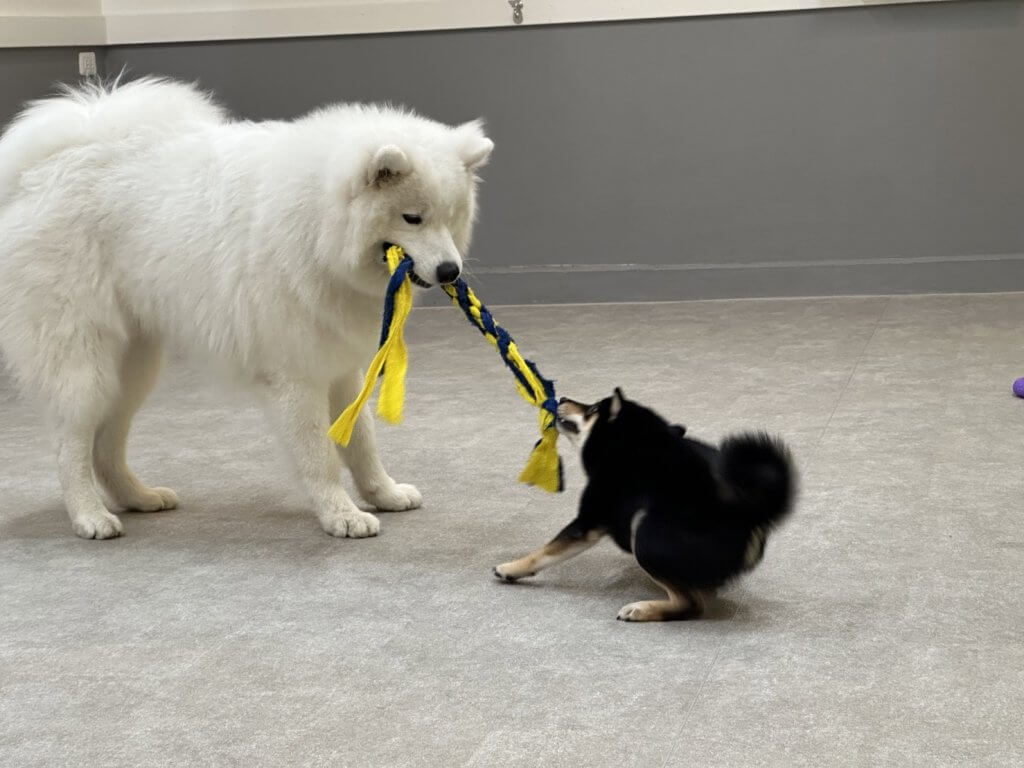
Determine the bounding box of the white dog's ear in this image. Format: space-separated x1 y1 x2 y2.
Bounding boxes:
609 387 625 421
367 145 411 186
454 120 494 170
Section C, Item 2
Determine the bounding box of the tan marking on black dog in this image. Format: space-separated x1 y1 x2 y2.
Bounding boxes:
617 579 705 622
494 527 605 582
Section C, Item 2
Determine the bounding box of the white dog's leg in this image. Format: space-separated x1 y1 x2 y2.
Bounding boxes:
39 301 127 539
330 373 422 512
93 337 178 512
49 359 125 539
264 379 380 538
57 417 124 540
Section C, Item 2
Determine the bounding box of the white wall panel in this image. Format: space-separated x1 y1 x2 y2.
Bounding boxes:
2 0 954 47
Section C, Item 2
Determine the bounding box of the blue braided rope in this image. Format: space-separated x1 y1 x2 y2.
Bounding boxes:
446 278 562 491
527 360 560 420
365 255 562 491
379 257 414 347
448 278 559 421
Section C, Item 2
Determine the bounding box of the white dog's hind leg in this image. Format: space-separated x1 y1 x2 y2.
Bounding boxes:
263 378 380 538
330 373 422 512
49 358 127 540
93 336 178 512
23 247 130 540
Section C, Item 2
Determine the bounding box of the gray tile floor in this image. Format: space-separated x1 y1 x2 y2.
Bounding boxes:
1 293 1023 767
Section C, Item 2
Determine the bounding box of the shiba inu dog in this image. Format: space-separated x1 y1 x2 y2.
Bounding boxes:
495 389 796 621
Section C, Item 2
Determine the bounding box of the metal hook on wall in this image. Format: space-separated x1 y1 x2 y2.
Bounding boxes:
508 0 523 25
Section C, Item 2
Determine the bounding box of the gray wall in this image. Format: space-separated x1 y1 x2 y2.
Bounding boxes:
0 47 89 126
6 2 1024 303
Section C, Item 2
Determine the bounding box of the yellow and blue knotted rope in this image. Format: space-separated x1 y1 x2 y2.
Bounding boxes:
327 245 563 493
440 279 563 493
327 245 412 446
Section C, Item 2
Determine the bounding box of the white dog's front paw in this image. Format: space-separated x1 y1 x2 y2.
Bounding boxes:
319 507 381 538
364 481 422 512
71 508 124 540
122 486 179 512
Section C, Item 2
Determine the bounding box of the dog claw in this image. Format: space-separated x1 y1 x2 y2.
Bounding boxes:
493 566 521 583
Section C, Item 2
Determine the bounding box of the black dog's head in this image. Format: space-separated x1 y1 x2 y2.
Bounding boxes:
556 388 686 477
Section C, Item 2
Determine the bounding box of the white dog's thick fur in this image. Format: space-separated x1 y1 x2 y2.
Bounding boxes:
0 78 493 540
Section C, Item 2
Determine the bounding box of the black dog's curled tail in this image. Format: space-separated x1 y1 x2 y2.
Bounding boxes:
718 432 796 528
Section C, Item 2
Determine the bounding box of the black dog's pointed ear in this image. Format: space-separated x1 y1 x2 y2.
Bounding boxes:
609 388 625 421
670 424 687 438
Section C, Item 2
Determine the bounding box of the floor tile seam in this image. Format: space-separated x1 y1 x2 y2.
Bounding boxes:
656 603 740 768
808 295 892 463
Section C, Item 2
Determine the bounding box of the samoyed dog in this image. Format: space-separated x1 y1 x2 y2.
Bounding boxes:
0 78 493 540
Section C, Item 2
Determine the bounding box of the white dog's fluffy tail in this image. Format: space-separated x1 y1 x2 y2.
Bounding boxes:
0 76 226 205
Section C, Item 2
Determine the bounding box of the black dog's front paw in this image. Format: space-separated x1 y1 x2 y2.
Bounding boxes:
493 564 532 583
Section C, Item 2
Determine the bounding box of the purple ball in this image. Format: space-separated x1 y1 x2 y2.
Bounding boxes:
1014 378 1024 398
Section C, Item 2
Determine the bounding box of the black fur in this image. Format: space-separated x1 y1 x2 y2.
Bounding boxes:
571 392 795 607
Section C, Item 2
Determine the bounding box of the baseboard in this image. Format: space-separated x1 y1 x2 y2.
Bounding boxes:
417 253 1024 306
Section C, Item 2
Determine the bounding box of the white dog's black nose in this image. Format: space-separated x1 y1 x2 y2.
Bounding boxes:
436 262 461 284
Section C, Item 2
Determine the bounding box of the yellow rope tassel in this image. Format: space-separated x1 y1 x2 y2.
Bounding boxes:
517 409 562 493
327 245 413 446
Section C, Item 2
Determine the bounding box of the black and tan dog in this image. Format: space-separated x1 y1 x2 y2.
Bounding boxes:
494 389 796 621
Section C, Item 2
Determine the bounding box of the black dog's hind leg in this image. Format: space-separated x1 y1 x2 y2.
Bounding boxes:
616 580 705 622
494 518 605 582
618 513 705 621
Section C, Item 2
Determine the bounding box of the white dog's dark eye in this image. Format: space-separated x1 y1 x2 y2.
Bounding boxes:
403 214 422 225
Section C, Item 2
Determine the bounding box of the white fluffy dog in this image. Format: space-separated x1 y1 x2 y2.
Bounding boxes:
0 78 493 540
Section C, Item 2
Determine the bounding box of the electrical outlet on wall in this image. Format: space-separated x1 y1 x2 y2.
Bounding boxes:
79 52 98 78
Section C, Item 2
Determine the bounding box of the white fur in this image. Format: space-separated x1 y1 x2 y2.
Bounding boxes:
0 77 493 539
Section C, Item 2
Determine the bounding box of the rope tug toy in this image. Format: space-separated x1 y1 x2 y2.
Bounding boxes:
328 245 564 493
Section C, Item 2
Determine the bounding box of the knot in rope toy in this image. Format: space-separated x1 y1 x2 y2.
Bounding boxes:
328 245 563 493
